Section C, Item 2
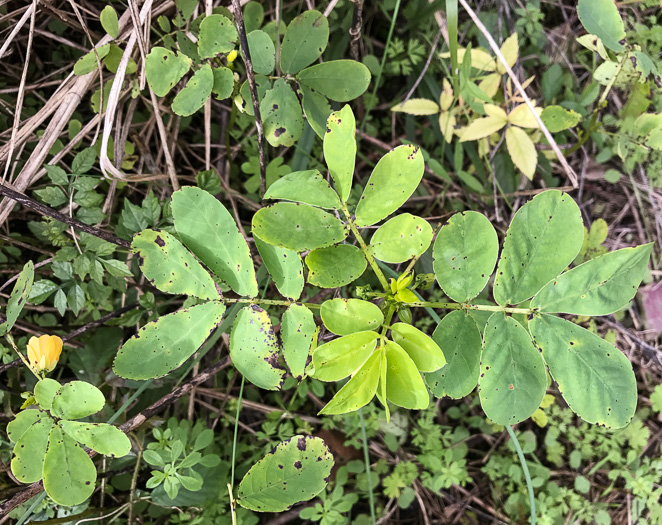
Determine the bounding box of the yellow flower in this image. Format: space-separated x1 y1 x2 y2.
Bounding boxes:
226 49 238 65
26 335 63 374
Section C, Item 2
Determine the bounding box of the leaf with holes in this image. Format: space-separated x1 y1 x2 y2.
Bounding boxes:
531 244 652 315
252 202 347 252
113 302 226 379
530 314 636 428
261 78 303 147
281 304 316 379
426 310 482 399
305 244 366 288
433 211 498 302
172 187 258 297
479 313 546 425
279 10 328 75
144 47 192 97
493 190 584 306
236 435 333 512
323 105 356 202
320 298 384 336
355 145 424 227
51 381 105 420
230 306 285 390
131 229 220 300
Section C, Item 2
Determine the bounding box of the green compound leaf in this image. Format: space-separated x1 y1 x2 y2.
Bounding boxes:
236 435 333 512
172 64 214 117
198 14 238 58
297 60 371 102
355 144 424 227
264 170 341 209
390 323 445 372
0 260 33 335
254 237 303 300
320 298 384 335
279 10 329 75
113 301 226 380
577 0 625 52
7 408 44 443
34 378 61 411
479 313 547 425
433 211 498 303
100 6 119 38
51 381 105 420
493 190 584 306
541 105 582 132
212 66 235 100
144 47 192 97
323 105 356 203
281 304 316 379
172 186 258 297
305 244 366 288
319 349 381 415
384 340 429 410
531 244 652 315
131 229 220 301
230 306 286 390
426 310 483 399
369 213 432 264
312 331 379 382
59 420 131 457
11 414 53 483
301 86 332 139
261 78 303 147
246 30 275 75
252 202 348 252
73 45 111 76
43 426 96 506
530 314 636 428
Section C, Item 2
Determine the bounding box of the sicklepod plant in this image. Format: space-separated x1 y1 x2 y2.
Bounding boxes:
108 105 649 511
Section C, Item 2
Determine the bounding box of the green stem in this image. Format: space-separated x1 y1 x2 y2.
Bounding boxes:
359 408 376 525
342 205 390 292
407 301 532 315
506 426 536 525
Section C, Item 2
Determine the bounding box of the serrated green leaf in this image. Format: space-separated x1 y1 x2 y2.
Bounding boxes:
59 420 131 457
264 170 341 209
323 105 356 202
43 426 96 506
230 306 285 390
113 302 226 379
479 313 546 425
172 64 214 117
254 237 304 300
280 11 328 75
132 229 220 300
384 340 429 410
369 213 432 264
305 244 366 288
355 145 424 227
426 310 482 399
236 435 333 512
312 331 379 382
172 187 258 297
261 78 303 147
281 304 316 379
252 202 347 252
433 211 498 302
51 381 105 420
198 14 238 58
320 298 384 336
531 244 652 315
494 190 584 306
530 314 636 428
390 323 445 372
144 47 192 97
297 60 371 102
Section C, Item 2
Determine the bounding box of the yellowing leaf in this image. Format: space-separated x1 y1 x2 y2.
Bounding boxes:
508 104 542 128
505 126 537 180
459 115 507 142
440 48 496 71
497 33 518 74
484 104 508 120
391 98 440 115
439 112 456 142
439 79 453 111
576 34 609 60
478 73 501 99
